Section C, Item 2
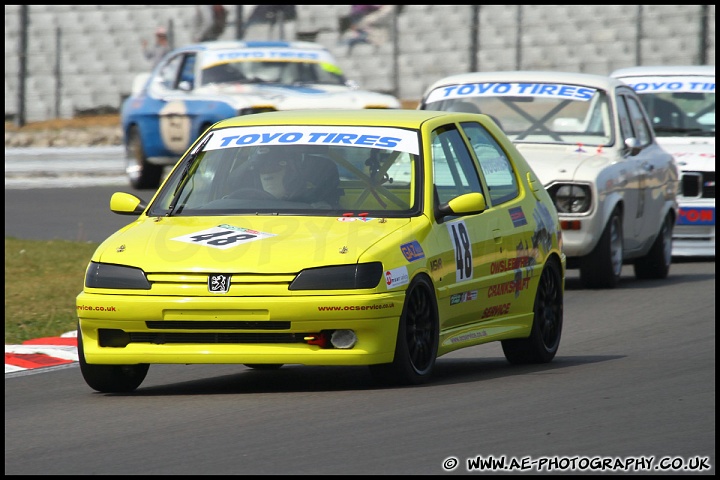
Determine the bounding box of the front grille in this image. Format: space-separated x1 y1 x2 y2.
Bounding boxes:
131 332 307 344
146 321 290 330
680 171 715 199
98 329 309 347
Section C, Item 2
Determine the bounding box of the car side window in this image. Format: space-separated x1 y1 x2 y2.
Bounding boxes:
460 122 519 205
157 54 184 90
623 94 652 146
431 126 484 205
616 95 635 141
178 54 196 89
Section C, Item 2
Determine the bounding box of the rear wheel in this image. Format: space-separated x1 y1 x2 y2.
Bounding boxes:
580 209 623 289
126 125 163 190
634 212 673 279
77 324 148 393
369 275 439 386
502 259 563 364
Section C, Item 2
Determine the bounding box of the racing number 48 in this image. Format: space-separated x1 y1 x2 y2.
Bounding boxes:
447 220 473 282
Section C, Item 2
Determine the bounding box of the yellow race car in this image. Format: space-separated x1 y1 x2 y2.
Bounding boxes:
77 109 566 392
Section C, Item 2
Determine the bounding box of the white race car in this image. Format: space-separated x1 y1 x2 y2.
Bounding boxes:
419 71 679 288
611 65 715 258
121 40 402 189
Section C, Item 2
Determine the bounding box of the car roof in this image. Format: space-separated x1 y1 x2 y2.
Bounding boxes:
183 40 331 52
422 70 627 97
610 65 715 78
212 109 460 129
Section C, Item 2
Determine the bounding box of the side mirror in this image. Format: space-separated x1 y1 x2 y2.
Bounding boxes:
435 192 487 223
110 192 147 216
624 137 642 156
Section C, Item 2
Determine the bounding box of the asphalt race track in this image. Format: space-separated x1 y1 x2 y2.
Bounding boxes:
4 151 716 475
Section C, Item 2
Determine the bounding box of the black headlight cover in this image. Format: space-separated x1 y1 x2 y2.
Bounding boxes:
289 262 383 290
547 183 592 214
85 262 151 290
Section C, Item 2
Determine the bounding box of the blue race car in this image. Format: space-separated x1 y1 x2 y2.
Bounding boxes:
121 40 401 189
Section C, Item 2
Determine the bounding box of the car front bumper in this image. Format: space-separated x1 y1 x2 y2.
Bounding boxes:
672 203 715 257
77 292 405 366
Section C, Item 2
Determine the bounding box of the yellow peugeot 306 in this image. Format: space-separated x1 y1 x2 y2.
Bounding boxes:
76 109 566 392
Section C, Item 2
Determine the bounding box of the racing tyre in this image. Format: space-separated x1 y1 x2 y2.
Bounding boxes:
634 212 673 280
368 275 439 386
580 208 623 289
126 125 163 190
501 259 563 364
77 324 149 393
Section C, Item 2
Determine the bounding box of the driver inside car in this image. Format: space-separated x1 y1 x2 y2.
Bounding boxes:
257 158 292 200
247 146 341 208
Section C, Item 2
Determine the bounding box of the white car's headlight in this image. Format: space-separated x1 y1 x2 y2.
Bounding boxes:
550 184 592 214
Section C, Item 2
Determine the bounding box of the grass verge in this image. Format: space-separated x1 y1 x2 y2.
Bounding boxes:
5 237 98 344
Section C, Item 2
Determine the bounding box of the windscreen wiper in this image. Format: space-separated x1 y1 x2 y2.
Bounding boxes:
166 132 214 216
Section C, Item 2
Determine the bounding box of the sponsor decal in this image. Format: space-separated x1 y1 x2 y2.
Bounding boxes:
677 206 715 226
481 303 511 319
205 126 420 155
425 83 597 103
76 305 117 312
487 276 531 298
385 266 409 290
317 303 395 312
172 224 276 249
490 256 530 274
620 76 715 94
202 48 333 67
400 240 425 262
429 257 443 272
509 206 527 227
673 152 715 160
444 329 488 345
337 216 376 222
450 290 478 305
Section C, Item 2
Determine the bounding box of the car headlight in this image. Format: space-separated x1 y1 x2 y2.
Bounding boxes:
85 262 151 290
289 262 383 290
549 184 592 214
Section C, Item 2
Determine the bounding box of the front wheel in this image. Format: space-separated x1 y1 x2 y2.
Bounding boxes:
126 125 163 190
502 259 563 364
580 209 623 289
634 213 673 280
77 324 148 393
368 275 439 386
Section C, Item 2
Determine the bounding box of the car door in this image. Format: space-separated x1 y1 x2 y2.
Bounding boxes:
147 52 197 157
615 92 647 249
430 124 513 331
623 91 676 247
459 121 539 319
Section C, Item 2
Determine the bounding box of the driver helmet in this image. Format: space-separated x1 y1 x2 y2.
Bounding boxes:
248 146 302 200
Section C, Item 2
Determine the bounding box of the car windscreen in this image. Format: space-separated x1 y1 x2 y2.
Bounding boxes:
423 82 614 147
148 125 422 217
617 75 715 137
198 48 347 86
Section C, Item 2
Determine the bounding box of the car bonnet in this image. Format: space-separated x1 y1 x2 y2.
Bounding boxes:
512 143 615 185
92 215 411 273
655 137 715 173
